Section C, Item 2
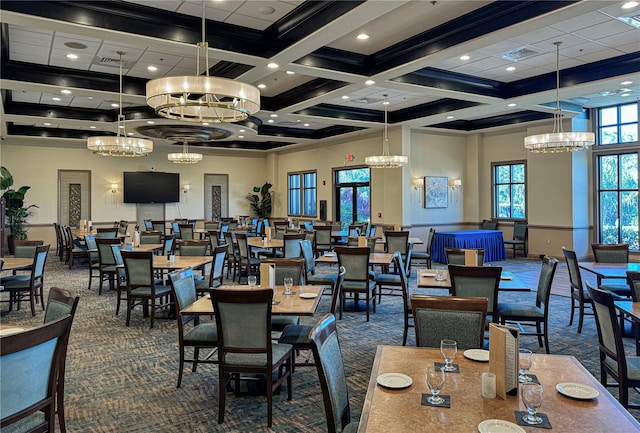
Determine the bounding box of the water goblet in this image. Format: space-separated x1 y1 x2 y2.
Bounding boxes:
283 277 294 295
440 340 457 372
247 275 257 290
425 366 446 405
519 349 533 383
521 382 544 425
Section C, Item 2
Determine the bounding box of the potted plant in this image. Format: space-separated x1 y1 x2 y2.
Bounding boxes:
246 182 273 218
1 166 38 252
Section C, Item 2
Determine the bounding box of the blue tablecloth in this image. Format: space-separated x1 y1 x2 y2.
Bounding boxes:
432 230 506 263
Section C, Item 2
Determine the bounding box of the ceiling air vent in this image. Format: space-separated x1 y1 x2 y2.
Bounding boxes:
617 12 640 29
354 97 384 105
500 46 540 62
96 57 130 67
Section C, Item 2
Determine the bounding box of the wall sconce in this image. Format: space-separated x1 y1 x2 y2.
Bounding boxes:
110 183 119 194
449 179 462 191
183 184 190 194
411 177 423 191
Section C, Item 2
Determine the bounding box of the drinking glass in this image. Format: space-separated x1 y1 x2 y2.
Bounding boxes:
521 383 544 425
425 366 446 405
247 275 257 290
283 277 294 295
440 340 457 372
519 349 533 383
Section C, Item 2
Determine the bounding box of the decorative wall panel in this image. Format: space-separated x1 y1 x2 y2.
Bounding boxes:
69 183 81 227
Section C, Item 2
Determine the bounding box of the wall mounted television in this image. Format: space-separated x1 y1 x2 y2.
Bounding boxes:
123 171 180 203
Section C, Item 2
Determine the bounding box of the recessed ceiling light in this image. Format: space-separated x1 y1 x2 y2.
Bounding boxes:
257 84 266 89
270 113 278 118
446 115 454 119
357 33 369 40
382 100 389 106
146 120 155 124
622 1 638 9
66 53 78 60
365 80 375 85
621 93 631 97
342 95 349 100
43 122 52 126
506 66 516 72
267 62 279 69
239 129 246 133
118 125 125 129
87 96 94 100
147 65 158 72
460 55 470 61
52 97 61 101
202 122 209 126
61 89 72 95
267 119 274 123
258 6 275 14
238 135 244 139
621 80 633 85
304 123 310 127
508 103 517 107
111 103 119 108
127 132 134 136
286 71 295 75
89 125 96 129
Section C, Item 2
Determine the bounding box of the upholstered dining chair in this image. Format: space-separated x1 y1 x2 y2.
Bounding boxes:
12 239 44 272
445 248 485 266
411 227 434 269
563 247 594 334
210 288 293 427
411 295 488 350
300 239 339 297
282 233 306 258
1 244 49 316
587 284 640 409
169 267 218 388
178 224 194 241
314 225 333 256
195 245 228 296
121 250 173 328
497 256 559 353
628 271 640 302
308 313 359 433
591 243 631 297
143 219 153 231
95 237 122 295
384 231 410 270
335 246 377 321
43 287 80 433
63 225 89 269
0 315 74 433
95 227 119 238
110 244 129 316
481 219 498 230
151 220 166 234
375 251 408 305
234 232 260 283
178 240 209 279
260 258 305 332
140 230 163 245
504 221 527 258
448 264 501 324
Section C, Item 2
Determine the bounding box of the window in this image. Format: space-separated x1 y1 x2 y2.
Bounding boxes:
598 103 638 145
334 167 370 230
492 161 526 220
288 171 316 216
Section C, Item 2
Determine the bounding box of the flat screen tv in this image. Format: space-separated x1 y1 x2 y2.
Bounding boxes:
123 171 180 203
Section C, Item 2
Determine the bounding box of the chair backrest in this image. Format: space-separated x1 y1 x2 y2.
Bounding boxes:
448 264 501 320
445 248 484 266
369 225 377 238
587 283 627 377
140 231 162 244
31 245 50 288
152 220 166 233
329 267 347 316
513 221 527 241
536 256 559 309
209 245 229 287
283 233 306 258
300 239 316 275
95 238 121 266
121 251 155 288
562 247 584 293
178 224 194 241
426 228 436 254
235 232 250 260
1 315 73 432
410 295 488 350
44 287 80 323
162 234 175 256
96 227 119 238
591 243 629 263
143 219 153 230
314 226 333 248
208 230 222 249
385 231 409 256
168 267 198 328
308 313 351 433
261 258 305 285
13 239 44 258
481 220 498 230
204 221 219 230
118 221 129 235
335 247 371 283
178 240 209 256
628 271 640 302
211 288 273 360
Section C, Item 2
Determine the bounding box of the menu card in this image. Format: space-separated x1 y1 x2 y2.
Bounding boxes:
464 249 478 266
265 227 273 241
489 323 519 399
260 262 275 289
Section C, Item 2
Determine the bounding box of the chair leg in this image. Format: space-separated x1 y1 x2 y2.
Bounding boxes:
577 302 585 333
218 370 226 424
569 294 575 326
29 289 36 317
267 371 273 428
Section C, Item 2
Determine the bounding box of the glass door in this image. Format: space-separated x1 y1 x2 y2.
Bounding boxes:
335 168 370 230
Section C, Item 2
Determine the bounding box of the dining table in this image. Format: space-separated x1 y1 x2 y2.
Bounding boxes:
180 285 323 316
417 269 529 292
0 257 33 272
431 230 506 263
358 345 640 432
578 262 640 286
70 228 126 240
152 255 213 271
315 252 395 267
614 300 640 355
247 237 284 249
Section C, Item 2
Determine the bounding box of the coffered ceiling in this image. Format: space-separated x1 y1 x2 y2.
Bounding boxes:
1 0 639 154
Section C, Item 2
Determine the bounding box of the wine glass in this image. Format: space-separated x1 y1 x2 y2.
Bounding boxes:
440 340 457 372
519 349 533 383
521 383 544 425
247 275 257 290
283 277 294 295
425 366 446 405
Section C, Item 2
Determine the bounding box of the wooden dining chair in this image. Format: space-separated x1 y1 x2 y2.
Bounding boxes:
335 246 377 321
563 247 594 333
445 247 485 266
2 244 49 316
504 221 527 258
591 243 631 296
448 264 501 324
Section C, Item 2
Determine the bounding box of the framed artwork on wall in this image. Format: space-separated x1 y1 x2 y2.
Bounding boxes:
424 176 448 208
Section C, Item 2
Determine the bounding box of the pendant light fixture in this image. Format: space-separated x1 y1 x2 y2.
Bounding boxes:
145 1 260 123
524 42 594 153
365 94 408 168
167 140 203 164
87 52 153 157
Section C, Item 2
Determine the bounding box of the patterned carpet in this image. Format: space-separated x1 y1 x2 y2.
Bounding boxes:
1 255 639 432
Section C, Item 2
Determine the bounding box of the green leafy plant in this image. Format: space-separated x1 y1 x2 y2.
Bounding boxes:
1 166 38 240
246 182 273 218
